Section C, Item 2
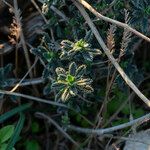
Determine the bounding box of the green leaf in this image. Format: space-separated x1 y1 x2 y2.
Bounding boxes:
75 65 86 78
84 30 93 42
43 32 51 44
69 62 77 76
59 51 68 59
42 65 51 79
61 40 73 49
55 90 62 101
74 39 89 50
79 85 94 93
69 87 77 96
121 106 130 115
43 52 53 62
25 140 40 150
76 78 92 86
0 125 15 144
133 108 145 118
57 74 66 80
68 49 76 56
6 113 25 150
30 46 46 58
9 95 19 101
3 79 15 88
51 81 66 89
112 118 129 126
82 52 93 61
61 88 71 102
66 75 75 85
0 143 8 150
3 64 12 77
43 83 51 95
31 122 39 133
0 103 31 123
107 100 120 114
89 49 102 55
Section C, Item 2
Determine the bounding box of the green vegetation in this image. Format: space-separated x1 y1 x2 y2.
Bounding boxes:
0 0 150 149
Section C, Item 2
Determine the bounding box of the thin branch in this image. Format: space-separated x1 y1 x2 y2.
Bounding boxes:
0 89 94 126
0 89 67 108
11 77 45 87
72 0 150 107
50 5 69 22
103 92 135 128
35 112 80 148
68 113 150 135
31 0 48 24
10 57 39 92
76 0 150 43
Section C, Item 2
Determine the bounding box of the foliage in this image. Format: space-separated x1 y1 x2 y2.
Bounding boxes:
0 0 150 149
51 62 93 101
0 103 31 123
30 0 148 133
0 125 15 150
131 0 150 33
6 113 25 149
0 64 15 99
25 140 41 150
60 39 101 61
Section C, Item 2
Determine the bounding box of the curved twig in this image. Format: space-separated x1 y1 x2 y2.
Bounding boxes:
68 113 150 135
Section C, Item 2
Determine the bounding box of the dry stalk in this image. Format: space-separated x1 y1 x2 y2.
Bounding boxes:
107 25 116 54
12 0 33 77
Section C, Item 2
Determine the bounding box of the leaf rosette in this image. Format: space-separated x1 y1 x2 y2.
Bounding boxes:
51 62 94 102
60 39 101 62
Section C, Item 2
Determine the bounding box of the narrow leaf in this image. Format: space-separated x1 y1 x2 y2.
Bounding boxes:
6 113 25 150
0 103 31 123
51 81 66 89
0 125 15 144
61 88 71 102
69 62 77 76
75 65 86 78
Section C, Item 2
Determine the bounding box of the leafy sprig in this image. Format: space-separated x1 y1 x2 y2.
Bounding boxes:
51 62 93 102
60 39 102 62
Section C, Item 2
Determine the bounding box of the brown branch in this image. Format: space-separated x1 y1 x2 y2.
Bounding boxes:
72 0 150 107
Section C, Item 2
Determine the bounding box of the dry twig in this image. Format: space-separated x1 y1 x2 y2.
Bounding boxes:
68 113 150 135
